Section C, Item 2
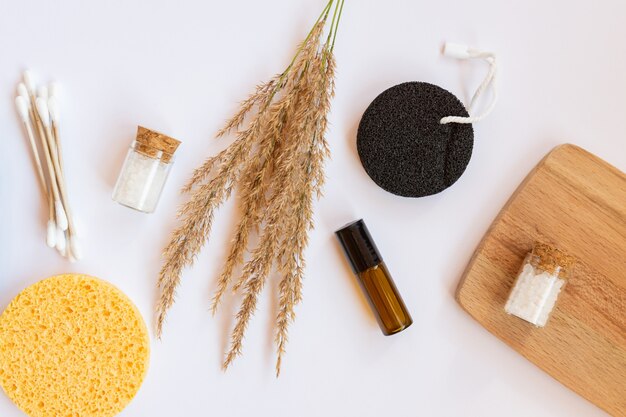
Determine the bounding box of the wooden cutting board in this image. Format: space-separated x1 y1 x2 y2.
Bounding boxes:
456 144 626 416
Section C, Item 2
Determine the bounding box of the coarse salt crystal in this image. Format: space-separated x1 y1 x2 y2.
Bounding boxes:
505 263 565 327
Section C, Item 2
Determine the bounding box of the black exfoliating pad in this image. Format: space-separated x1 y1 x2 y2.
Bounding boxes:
357 82 474 198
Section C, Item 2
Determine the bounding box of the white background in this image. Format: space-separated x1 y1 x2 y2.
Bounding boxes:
1 0 625 416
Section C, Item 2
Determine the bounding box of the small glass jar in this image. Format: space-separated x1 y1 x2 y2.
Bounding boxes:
112 127 181 213
505 243 575 327
335 219 413 335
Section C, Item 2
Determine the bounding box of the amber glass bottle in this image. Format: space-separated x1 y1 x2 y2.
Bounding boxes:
335 219 413 335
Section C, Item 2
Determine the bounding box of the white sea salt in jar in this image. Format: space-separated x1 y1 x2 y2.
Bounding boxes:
112 126 181 213
504 243 575 327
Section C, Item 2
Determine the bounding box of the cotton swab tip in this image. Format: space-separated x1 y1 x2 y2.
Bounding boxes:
46 221 57 248
48 96 60 123
23 70 36 94
38 85 48 100
17 83 30 100
55 228 67 254
49 82 60 99
71 218 81 237
36 97 51 127
15 96 31 122
55 201 69 230
69 235 83 260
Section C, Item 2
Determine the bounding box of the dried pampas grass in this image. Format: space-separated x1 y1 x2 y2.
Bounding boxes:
156 0 345 376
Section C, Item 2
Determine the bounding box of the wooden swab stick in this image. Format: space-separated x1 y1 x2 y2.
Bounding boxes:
35 97 69 232
48 96 64 176
15 95 48 201
37 96 83 261
47 95 82 260
47 99 80 259
15 94 57 248
23 71 81 259
29 94 68 237
36 98 70 257
19 83 54 210
37 99 58 248
48 83 63 176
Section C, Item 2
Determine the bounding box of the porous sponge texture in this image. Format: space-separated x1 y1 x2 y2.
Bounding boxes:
357 82 474 198
0 274 150 417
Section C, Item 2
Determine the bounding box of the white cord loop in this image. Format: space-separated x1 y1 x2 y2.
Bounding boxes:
440 42 498 125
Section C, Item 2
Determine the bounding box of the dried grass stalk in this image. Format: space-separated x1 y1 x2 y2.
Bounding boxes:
156 0 345 376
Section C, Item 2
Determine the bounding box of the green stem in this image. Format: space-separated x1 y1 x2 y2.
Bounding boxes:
325 0 342 47
264 0 335 109
283 0 334 77
330 0 345 52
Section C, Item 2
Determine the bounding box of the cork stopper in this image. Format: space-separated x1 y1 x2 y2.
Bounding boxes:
531 242 576 277
134 126 181 163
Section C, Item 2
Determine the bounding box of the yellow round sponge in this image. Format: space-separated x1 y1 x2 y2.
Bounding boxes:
0 274 150 417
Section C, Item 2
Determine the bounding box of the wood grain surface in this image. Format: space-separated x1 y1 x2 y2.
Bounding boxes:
456 144 626 416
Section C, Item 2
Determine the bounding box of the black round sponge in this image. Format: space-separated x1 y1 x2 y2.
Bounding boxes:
357 82 474 198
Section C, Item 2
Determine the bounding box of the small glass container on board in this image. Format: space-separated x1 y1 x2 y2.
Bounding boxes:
112 126 181 213
504 243 576 327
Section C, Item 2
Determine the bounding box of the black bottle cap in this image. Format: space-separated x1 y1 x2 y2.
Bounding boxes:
335 219 383 274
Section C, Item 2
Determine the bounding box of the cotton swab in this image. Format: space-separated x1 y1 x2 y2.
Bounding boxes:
48 91 80 252
48 82 60 99
23 70 36 95
17 83 29 100
18 70 81 260
24 71 63 241
48 91 71 220
34 96 68 231
55 227 67 254
35 97 50 128
48 96 60 125
41 87 81 260
37 97 73 234
69 234 83 261
46 220 57 248
55 203 69 230
38 85 48 100
15 95 30 121
47 95 65 174
15 96 48 195
17 85 58 243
